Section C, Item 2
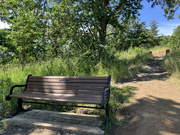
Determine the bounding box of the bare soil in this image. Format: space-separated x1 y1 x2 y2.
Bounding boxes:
111 52 180 135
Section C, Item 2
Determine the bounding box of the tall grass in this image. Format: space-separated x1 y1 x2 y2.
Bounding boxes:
104 86 136 134
162 49 180 73
149 45 169 52
0 47 152 117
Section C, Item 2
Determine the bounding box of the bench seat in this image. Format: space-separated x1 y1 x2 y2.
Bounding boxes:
9 93 103 104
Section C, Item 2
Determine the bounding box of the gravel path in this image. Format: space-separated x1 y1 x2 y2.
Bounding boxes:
111 53 180 135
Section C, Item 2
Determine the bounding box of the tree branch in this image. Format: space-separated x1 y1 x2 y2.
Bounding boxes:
106 33 115 37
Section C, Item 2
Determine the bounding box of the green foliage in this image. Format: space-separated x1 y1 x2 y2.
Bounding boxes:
0 0 144 64
0 0 173 67
68 0 143 44
108 18 160 50
0 0 49 68
0 0 179 66
150 19 159 37
0 29 16 64
127 20 152 48
159 35 170 46
162 49 180 73
167 25 180 49
0 47 152 117
149 19 160 47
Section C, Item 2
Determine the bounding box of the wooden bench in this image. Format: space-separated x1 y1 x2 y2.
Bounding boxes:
6 75 111 125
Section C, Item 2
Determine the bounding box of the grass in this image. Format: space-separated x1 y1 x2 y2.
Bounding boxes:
0 120 8 130
162 49 180 73
0 47 153 133
161 48 180 85
104 86 136 134
149 45 170 53
161 48 180 86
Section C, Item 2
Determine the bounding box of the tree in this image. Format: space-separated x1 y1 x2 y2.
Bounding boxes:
168 25 180 49
108 18 154 50
127 19 152 48
61 0 179 44
0 0 180 65
159 35 170 46
149 19 160 46
150 19 159 37
0 0 48 68
70 0 143 44
0 29 16 64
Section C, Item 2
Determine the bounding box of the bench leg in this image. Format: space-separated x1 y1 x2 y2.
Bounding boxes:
10 99 30 117
103 103 109 130
105 103 109 125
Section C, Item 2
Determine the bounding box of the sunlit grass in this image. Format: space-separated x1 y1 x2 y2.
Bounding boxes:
162 49 180 73
161 48 180 87
0 47 153 134
149 45 170 56
0 48 152 118
149 45 170 52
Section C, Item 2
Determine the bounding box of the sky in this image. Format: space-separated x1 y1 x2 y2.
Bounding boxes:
0 21 10 29
0 1 180 36
139 1 180 36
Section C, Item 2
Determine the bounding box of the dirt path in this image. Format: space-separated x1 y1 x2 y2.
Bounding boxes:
111 53 180 135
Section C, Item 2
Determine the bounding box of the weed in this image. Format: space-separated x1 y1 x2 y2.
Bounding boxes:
0 120 8 130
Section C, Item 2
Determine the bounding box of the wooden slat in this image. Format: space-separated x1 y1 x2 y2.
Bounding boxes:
21 93 102 99
29 76 108 80
25 89 102 95
26 86 104 91
27 82 107 87
10 94 102 104
28 78 108 84
9 75 110 105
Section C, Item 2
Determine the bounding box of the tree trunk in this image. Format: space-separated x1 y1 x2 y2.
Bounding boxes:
98 0 110 44
99 20 107 44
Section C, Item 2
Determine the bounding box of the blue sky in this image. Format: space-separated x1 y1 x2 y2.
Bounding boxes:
0 1 180 35
139 1 180 36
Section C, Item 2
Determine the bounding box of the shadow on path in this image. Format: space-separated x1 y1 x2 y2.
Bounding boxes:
111 96 180 135
111 55 180 135
120 56 170 83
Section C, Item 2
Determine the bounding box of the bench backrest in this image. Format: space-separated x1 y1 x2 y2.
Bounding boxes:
25 75 110 96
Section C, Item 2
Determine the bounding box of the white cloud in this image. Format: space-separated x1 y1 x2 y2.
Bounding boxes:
158 22 180 36
0 21 10 29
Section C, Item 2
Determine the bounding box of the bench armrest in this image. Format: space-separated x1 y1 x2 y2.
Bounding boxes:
105 87 110 99
6 85 26 101
101 87 110 107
